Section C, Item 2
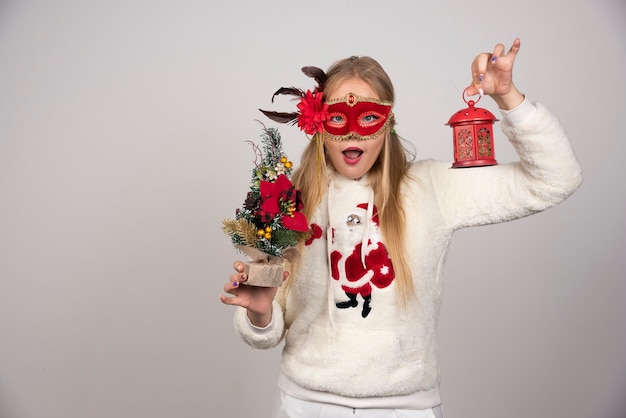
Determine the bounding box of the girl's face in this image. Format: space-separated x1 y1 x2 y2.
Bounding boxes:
324 77 386 180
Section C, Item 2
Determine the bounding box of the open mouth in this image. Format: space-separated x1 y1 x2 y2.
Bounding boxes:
342 148 363 160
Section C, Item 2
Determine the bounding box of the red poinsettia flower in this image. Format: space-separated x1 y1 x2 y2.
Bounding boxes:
258 174 289 218
279 186 308 232
257 174 309 232
297 89 330 135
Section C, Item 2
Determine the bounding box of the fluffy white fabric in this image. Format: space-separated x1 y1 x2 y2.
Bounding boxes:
232 101 582 404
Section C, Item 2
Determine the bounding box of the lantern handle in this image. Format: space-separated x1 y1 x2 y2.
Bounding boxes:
462 87 481 106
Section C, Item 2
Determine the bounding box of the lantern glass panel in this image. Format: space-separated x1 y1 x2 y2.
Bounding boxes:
477 126 493 157
457 127 473 160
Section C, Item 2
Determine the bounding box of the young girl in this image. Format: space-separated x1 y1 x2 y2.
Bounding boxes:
220 39 582 418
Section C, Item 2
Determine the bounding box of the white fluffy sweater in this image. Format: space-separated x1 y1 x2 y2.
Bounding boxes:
232 100 583 407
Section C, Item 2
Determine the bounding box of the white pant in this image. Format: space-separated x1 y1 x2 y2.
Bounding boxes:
271 390 444 418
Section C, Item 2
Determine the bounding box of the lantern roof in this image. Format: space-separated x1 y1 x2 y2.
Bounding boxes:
446 100 499 126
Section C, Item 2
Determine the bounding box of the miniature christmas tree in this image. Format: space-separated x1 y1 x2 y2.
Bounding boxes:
222 125 310 286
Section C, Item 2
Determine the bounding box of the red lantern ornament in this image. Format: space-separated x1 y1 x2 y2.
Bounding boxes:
446 88 498 168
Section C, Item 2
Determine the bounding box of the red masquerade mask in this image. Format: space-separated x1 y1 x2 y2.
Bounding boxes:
323 93 393 141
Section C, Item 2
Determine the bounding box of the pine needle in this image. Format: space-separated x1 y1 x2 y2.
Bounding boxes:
222 218 258 246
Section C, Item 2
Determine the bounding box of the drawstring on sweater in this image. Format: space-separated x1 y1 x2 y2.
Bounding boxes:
326 179 336 340
361 188 374 267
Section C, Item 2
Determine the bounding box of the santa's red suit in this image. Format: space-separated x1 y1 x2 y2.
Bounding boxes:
329 203 395 317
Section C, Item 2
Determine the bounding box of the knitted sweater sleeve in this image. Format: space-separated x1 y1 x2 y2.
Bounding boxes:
431 101 583 229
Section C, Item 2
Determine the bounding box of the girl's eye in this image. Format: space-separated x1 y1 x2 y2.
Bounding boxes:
361 113 380 125
328 114 346 127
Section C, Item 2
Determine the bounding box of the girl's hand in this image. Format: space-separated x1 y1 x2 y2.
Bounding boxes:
466 38 525 110
219 261 287 327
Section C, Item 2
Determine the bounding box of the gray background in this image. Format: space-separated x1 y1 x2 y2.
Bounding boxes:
1 1 624 417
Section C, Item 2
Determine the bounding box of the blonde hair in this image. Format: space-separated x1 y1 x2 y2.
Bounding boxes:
292 56 416 305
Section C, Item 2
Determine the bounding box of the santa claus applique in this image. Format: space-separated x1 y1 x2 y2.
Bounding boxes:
330 203 395 318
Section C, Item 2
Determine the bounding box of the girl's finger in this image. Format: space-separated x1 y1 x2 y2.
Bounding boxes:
233 261 244 273
472 53 490 84
491 43 506 62
506 38 521 58
220 293 236 305
223 280 241 293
